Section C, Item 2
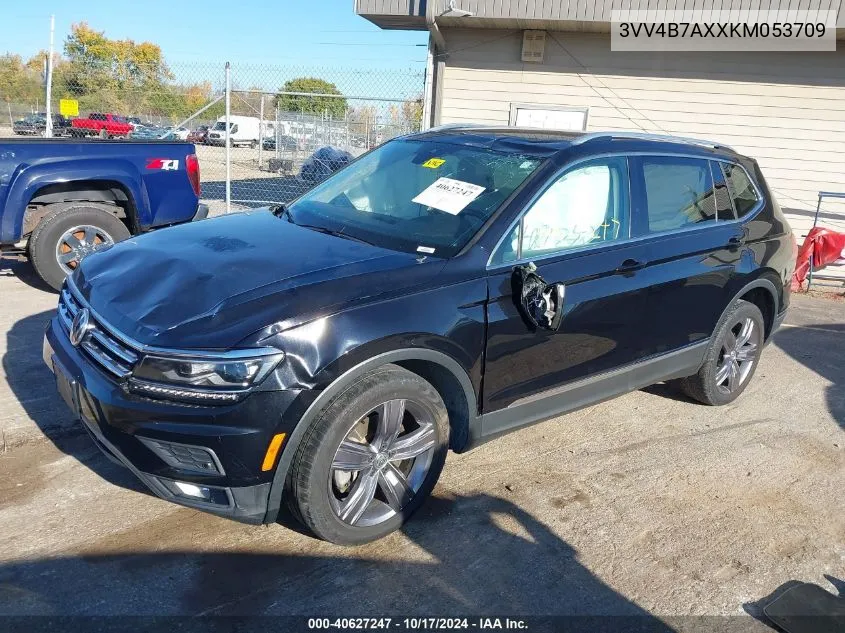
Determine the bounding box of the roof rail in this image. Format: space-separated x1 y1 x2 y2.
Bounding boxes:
573 131 735 152
422 123 584 139
424 122 487 132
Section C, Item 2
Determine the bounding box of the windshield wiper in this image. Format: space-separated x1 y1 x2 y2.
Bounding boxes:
273 204 378 247
272 203 295 223
295 223 379 247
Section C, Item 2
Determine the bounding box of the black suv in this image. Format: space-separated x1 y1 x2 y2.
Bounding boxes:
44 127 795 544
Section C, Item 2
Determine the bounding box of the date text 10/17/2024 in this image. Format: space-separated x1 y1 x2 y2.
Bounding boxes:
307 618 529 630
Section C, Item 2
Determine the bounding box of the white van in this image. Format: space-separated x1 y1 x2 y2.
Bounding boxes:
207 116 272 148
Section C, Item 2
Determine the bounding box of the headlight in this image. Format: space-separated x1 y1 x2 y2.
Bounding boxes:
129 349 284 404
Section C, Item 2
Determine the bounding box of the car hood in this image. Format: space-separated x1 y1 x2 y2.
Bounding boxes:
74 209 447 349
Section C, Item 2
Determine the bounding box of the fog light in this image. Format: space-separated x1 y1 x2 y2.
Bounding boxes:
173 481 212 499
158 477 232 506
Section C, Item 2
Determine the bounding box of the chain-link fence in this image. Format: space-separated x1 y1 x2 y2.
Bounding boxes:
1 54 426 214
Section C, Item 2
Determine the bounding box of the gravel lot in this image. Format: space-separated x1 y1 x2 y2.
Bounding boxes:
0 256 842 628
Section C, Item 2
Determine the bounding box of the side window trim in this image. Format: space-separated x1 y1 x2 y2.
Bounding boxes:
709 159 736 221
628 155 650 238
488 154 632 267
717 162 738 219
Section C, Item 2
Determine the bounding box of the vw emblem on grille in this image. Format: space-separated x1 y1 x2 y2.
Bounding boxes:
69 308 93 347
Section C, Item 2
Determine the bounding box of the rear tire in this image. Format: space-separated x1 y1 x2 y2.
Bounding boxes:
678 299 765 406
285 364 449 545
29 203 130 291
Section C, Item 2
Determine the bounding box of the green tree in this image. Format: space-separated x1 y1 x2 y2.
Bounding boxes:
0 54 43 105
275 77 347 119
401 96 423 130
61 22 174 114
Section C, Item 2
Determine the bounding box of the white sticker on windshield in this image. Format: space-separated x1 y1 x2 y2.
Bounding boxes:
412 177 486 215
416 246 436 254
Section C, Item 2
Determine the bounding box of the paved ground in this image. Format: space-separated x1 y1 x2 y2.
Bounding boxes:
0 261 843 626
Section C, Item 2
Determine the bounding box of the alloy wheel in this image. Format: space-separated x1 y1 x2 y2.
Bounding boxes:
714 316 761 395
55 225 115 274
328 399 436 527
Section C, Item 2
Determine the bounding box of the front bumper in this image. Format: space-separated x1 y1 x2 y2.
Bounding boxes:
192 203 209 222
43 317 302 524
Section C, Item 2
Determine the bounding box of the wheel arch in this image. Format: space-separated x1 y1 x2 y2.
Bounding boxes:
2 159 146 243
724 274 780 342
23 181 139 235
263 348 480 524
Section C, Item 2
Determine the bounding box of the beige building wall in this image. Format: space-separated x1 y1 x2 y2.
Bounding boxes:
439 28 845 278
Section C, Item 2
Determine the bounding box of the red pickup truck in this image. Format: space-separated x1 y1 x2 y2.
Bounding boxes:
71 113 134 139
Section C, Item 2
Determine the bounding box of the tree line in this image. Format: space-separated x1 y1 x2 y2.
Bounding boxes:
0 22 422 130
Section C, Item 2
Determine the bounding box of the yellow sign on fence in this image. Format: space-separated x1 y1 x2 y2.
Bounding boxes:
59 99 79 117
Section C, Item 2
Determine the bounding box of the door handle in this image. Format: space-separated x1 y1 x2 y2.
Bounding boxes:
615 258 646 274
727 235 745 248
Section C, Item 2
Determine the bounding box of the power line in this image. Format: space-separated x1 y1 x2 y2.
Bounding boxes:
315 42 426 47
546 32 670 134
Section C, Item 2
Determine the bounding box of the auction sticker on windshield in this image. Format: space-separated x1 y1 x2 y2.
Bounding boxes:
422 158 446 169
412 177 486 215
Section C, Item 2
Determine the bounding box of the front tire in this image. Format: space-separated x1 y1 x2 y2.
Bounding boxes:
29 203 131 291
678 299 765 405
286 364 449 545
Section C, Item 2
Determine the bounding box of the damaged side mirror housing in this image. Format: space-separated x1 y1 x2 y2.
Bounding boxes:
512 262 565 332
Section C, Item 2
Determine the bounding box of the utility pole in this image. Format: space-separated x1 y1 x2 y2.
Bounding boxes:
45 15 55 138
225 61 231 213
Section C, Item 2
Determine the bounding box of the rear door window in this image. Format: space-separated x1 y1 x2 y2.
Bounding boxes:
721 162 760 218
641 156 717 233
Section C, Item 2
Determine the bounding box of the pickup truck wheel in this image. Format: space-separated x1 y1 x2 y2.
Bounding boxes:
29 203 130 290
285 364 449 545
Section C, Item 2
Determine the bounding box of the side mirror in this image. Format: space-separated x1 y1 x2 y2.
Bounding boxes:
512 262 565 332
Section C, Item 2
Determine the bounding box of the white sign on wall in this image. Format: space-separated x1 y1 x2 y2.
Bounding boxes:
510 104 589 131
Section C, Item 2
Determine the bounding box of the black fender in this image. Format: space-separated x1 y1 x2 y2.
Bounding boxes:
722 274 781 337
263 347 479 524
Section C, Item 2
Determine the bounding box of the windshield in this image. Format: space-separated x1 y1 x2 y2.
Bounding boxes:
212 121 233 131
287 138 543 257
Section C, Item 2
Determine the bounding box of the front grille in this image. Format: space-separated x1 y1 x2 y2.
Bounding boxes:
58 287 140 379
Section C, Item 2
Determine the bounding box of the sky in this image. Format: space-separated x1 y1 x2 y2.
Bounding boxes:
5 0 429 96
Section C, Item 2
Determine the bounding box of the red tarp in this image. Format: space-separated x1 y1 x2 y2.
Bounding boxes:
791 226 845 290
